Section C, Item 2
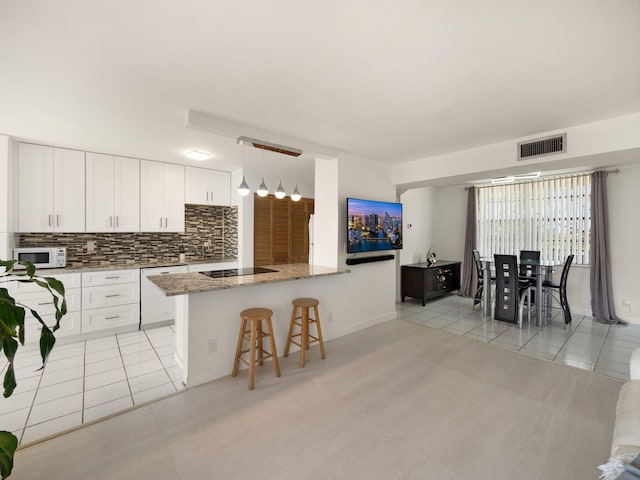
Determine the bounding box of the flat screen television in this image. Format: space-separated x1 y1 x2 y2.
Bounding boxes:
347 198 403 254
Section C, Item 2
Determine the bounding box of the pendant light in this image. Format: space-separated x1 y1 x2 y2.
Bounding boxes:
290 184 301 202
256 177 269 197
274 181 286 199
237 142 250 196
290 154 301 201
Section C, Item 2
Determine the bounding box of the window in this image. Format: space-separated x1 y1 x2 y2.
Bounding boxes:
477 174 591 264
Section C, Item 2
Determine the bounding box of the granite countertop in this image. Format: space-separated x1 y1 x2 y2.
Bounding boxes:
20 256 238 275
147 263 350 296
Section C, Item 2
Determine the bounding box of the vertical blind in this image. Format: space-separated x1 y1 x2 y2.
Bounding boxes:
477 174 591 264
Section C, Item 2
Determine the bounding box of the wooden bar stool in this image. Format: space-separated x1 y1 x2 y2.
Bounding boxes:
284 298 326 367
232 308 281 390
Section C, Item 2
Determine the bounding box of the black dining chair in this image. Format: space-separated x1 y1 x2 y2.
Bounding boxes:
542 254 574 325
494 254 532 328
472 250 495 308
519 250 540 301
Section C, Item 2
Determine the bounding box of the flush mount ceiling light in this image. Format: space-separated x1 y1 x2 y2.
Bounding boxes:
491 171 541 185
185 150 211 161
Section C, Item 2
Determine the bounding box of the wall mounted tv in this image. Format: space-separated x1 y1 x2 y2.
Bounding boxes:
347 198 403 254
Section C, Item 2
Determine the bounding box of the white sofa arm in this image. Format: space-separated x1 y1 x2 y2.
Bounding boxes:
630 347 640 380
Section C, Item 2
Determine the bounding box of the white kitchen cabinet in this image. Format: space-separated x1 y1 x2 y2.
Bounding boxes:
140 160 185 232
141 265 188 326
18 143 85 232
86 152 140 232
8 272 82 343
81 268 140 333
185 167 230 206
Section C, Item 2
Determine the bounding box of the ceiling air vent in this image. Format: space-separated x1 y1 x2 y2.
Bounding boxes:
518 133 566 160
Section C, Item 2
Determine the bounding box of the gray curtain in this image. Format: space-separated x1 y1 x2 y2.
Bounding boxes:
458 187 477 297
590 171 622 324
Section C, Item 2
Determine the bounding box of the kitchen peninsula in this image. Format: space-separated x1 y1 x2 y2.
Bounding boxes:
147 263 349 387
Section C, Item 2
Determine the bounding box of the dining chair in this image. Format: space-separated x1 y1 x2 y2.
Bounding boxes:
542 254 574 325
472 249 494 308
494 254 532 328
519 250 540 302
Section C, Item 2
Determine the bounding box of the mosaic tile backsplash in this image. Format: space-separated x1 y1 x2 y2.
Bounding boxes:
19 204 238 266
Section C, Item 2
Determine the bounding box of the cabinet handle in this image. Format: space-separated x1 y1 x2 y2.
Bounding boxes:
105 316 120 320
159 217 163 228
105 276 120 279
109 216 113 227
38 301 54 305
115 216 119 227
164 217 168 228
56 214 60 226
206 191 209 201
105 294 120 298
160 271 171 275
48 214 52 227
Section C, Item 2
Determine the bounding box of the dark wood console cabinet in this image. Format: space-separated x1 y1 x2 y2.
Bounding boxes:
401 261 461 306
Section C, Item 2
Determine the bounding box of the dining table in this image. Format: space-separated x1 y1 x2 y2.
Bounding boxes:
481 257 556 328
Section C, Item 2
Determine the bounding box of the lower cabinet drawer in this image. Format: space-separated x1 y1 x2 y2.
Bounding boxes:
82 283 140 309
24 311 82 344
18 288 81 317
82 303 140 333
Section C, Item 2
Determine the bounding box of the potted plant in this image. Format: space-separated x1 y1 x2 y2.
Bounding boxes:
0 260 66 479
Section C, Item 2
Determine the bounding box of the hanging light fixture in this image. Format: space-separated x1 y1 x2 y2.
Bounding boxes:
290 184 301 202
237 141 250 196
256 177 269 197
290 153 301 201
274 181 286 199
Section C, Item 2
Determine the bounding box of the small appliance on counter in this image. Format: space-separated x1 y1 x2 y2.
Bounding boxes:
13 247 67 269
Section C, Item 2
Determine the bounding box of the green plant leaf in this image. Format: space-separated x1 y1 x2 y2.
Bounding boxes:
24 261 36 278
2 364 16 398
0 430 18 479
39 326 56 366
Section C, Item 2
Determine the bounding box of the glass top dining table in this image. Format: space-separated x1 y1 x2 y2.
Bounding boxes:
480 258 559 328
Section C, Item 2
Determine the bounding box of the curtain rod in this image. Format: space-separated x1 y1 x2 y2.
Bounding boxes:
464 168 620 190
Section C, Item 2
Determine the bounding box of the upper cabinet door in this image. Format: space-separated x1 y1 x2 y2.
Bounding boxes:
18 143 54 232
18 143 85 232
140 160 165 232
113 156 140 232
163 162 184 232
185 167 230 206
208 169 230 206
53 148 85 232
86 152 115 232
140 160 184 232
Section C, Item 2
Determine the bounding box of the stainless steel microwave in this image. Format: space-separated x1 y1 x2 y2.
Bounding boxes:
13 247 67 269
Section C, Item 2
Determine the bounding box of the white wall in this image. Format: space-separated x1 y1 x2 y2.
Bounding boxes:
313 157 339 268
399 187 435 265
607 164 640 324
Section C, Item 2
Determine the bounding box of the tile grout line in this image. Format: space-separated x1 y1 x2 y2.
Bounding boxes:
114 333 136 407
593 323 613 373
143 328 178 393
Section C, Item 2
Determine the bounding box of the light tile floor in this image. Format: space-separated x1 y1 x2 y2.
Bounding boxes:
0 325 183 446
397 294 640 380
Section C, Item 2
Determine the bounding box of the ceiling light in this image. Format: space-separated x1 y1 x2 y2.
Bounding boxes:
290 184 301 202
185 150 211 161
491 172 541 185
256 177 269 197
274 181 286 199
491 176 515 185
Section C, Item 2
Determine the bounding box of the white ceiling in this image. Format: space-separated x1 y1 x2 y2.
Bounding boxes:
1 0 639 176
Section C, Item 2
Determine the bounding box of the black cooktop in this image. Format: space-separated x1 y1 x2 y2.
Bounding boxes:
199 267 278 279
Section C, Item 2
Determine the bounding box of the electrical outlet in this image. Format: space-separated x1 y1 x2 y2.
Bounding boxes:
208 338 217 353
86 240 96 253
203 240 211 248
